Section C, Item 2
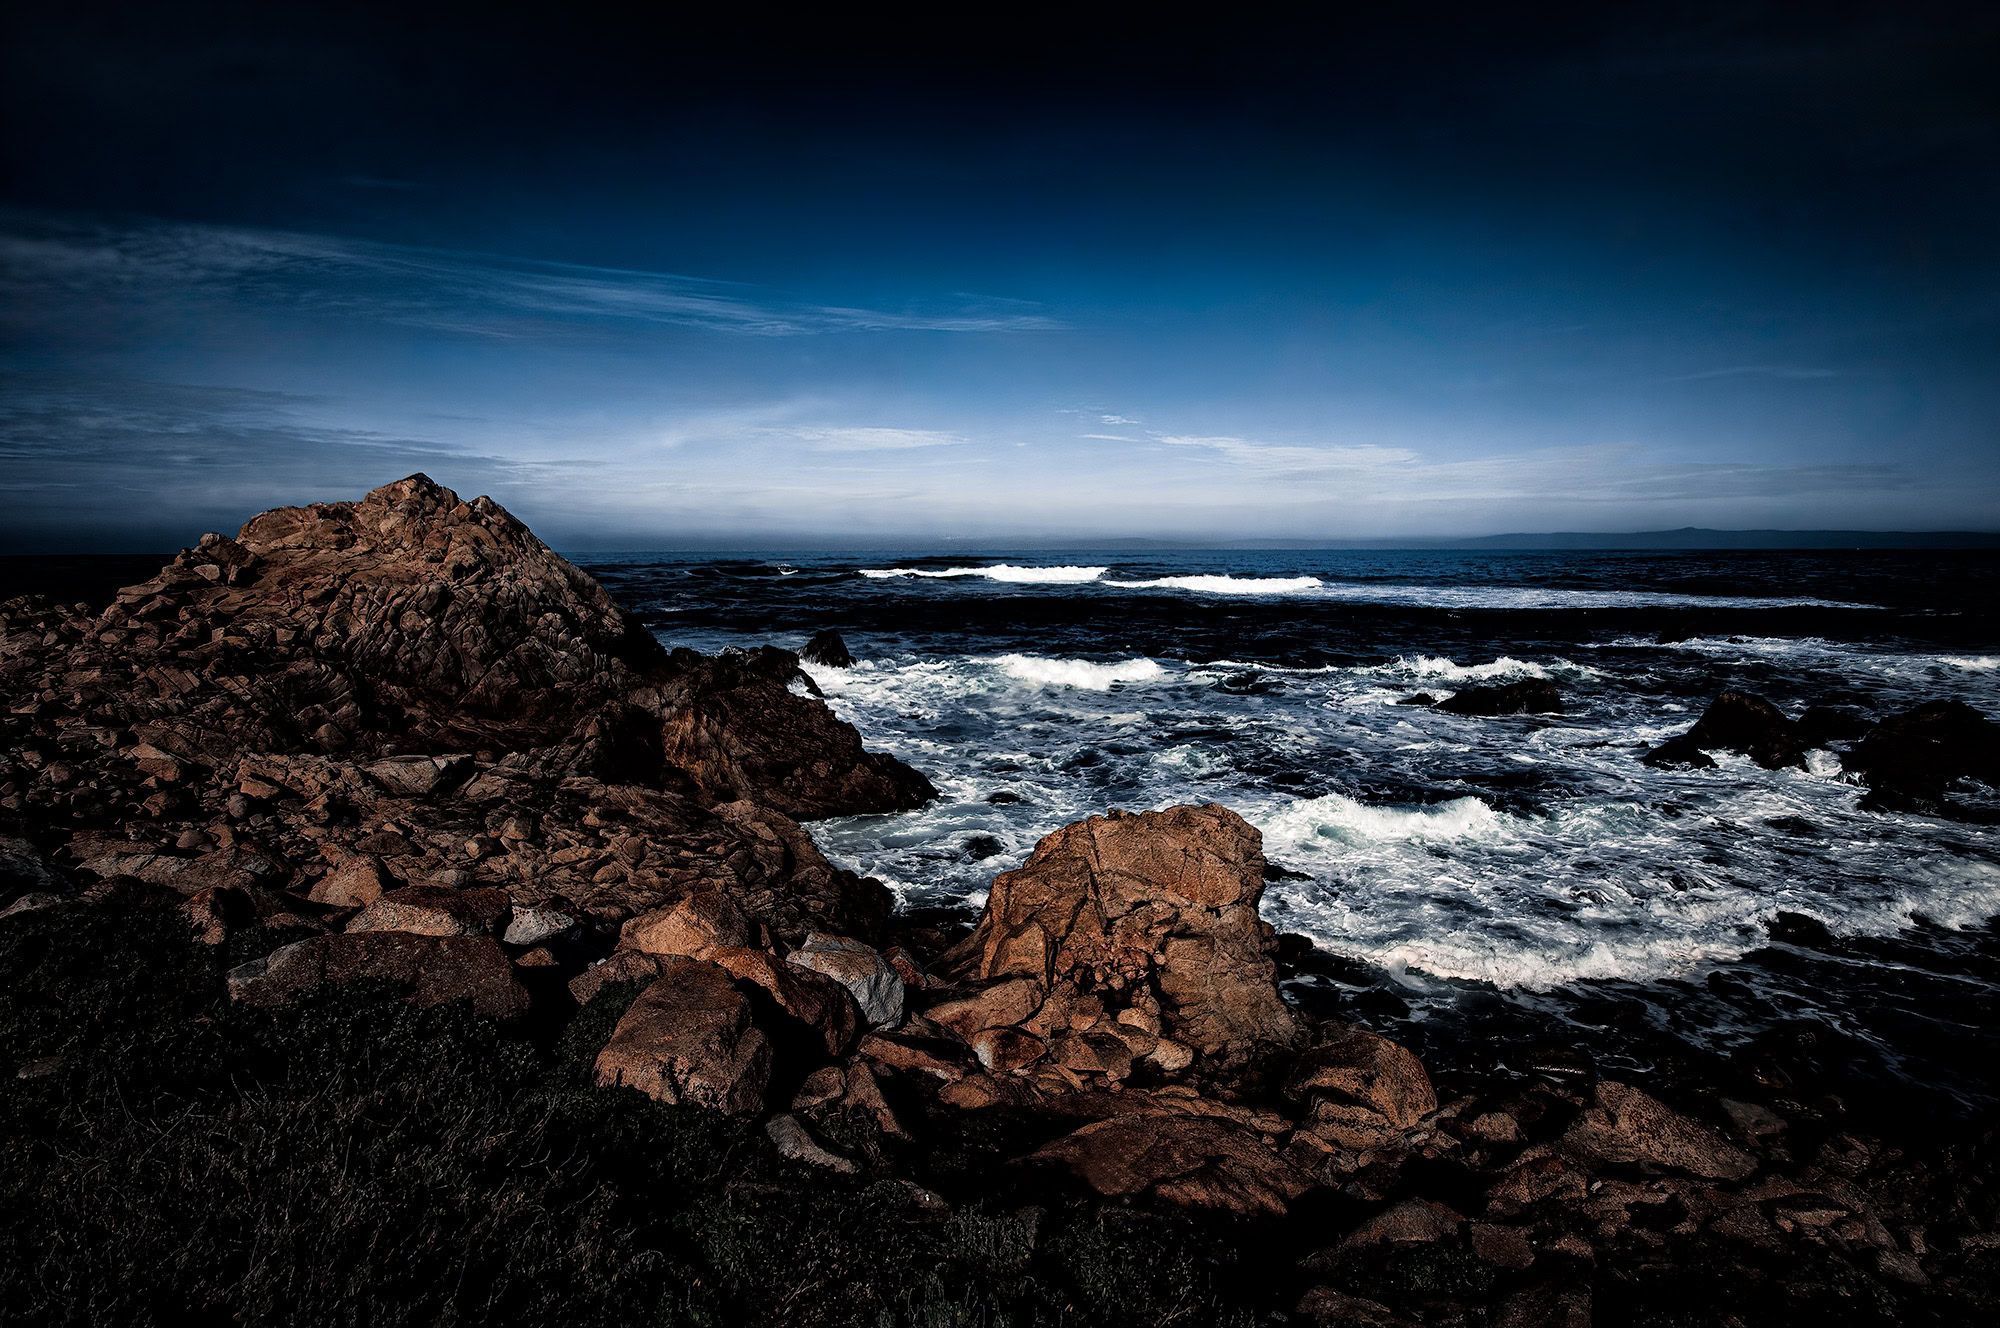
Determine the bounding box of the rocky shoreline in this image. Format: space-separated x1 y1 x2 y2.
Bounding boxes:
4 477 1997 1326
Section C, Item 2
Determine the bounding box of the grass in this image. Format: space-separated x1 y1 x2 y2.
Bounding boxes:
0 891 1266 1327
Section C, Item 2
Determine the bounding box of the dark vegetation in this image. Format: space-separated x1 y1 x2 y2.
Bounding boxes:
0 891 1268 1327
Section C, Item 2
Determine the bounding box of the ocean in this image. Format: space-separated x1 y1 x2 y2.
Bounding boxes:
581 547 2000 1118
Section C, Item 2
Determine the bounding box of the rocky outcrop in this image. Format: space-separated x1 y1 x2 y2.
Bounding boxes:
1030 1111 1312 1216
941 804 1299 1082
1562 1080 1756 1181
1435 680 1563 716
1644 690 1806 770
6 475 930 820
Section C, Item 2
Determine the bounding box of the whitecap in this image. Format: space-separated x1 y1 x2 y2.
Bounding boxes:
1942 656 2000 671
859 564 1106 583
994 654 1166 690
1103 574 1323 595
1262 790 1508 845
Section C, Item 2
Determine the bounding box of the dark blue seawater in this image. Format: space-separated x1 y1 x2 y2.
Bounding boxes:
578 549 2000 1116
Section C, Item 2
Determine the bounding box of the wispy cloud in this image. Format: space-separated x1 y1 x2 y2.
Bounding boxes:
783 426 968 452
1079 432 1139 441
1100 413 1140 424
0 210 1067 340
1668 365 1840 381
1156 433 1420 476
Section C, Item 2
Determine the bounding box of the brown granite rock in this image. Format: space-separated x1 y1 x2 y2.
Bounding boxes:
226 933 529 1019
346 885 510 937
1029 1112 1311 1216
593 957 771 1113
617 889 755 959
1562 1081 1756 1181
946 804 1298 1077
1285 1024 1437 1128
706 944 861 1055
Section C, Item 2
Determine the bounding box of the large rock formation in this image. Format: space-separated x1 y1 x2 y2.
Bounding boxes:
941 804 1300 1081
24 475 932 819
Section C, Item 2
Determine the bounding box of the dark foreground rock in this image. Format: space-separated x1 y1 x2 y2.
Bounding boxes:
1436 679 1563 716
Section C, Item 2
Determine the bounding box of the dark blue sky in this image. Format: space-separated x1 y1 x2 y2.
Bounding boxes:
3 2 1996 549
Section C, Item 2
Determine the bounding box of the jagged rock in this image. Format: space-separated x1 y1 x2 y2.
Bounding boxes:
1029 1112 1310 1216
618 889 755 959
1330 1198 1465 1256
766 1113 858 1172
1436 680 1563 716
593 957 772 1113
707 944 860 1055
788 933 904 1027
568 950 665 1005
1845 698 1999 816
1285 1024 1436 1128
346 885 510 937
945 804 1298 1079
0 892 64 922
1562 1081 1755 1181
1644 691 1805 770
800 630 855 669
21 475 930 821
309 856 389 907
227 933 529 1019
501 906 578 947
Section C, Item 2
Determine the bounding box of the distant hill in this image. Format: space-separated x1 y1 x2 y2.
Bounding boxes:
1446 528 2000 551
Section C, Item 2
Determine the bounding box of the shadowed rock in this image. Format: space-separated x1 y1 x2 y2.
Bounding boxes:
226 933 529 1019
1844 699 1999 818
800 630 855 669
1436 679 1563 716
1030 1112 1311 1216
1644 690 1804 770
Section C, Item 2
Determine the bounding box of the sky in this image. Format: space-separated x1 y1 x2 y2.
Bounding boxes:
2 2 1996 550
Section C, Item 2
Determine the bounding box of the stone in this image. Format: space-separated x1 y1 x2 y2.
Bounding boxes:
971 1026 1047 1073
787 933 904 1027
309 856 389 907
1645 691 1805 770
945 804 1298 1078
1333 1199 1464 1256
618 890 754 960
346 885 510 937
799 630 855 669
857 1031 971 1082
706 944 860 1055
1562 1081 1755 1181
1285 1025 1436 1128
1846 698 1999 816
365 754 475 798
1471 1223 1536 1269
0 892 64 922
568 950 665 1005
926 977 1044 1040
227 933 529 1019
1031 1112 1312 1216
502 906 578 947
1435 679 1563 716
593 957 771 1114
766 1113 858 1173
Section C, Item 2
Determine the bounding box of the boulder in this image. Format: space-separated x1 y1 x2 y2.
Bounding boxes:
1844 699 1999 816
617 889 755 960
309 855 389 907
1029 1112 1311 1216
1562 1080 1755 1181
766 1114 858 1173
1435 680 1563 716
946 804 1298 1077
800 630 855 669
593 957 772 1113
568 950 666 1005
707 944 861 1054
1644 691 1805 770
1284 1025 1436 1129
226 933 529 1019
787 933 904 1027
346 885 510 937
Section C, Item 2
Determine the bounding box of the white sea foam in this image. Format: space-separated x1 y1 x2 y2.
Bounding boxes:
1363 654 1563 682
859 564 1107 583
1942 656 2000 671
995 654 1165 689
1263 791 1508 845
1103 574 1324 595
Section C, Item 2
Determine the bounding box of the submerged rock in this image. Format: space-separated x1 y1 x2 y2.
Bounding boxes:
800 630 854 669
1644 690 1805 770
1436 680 1563 716
1845 699 1999 817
